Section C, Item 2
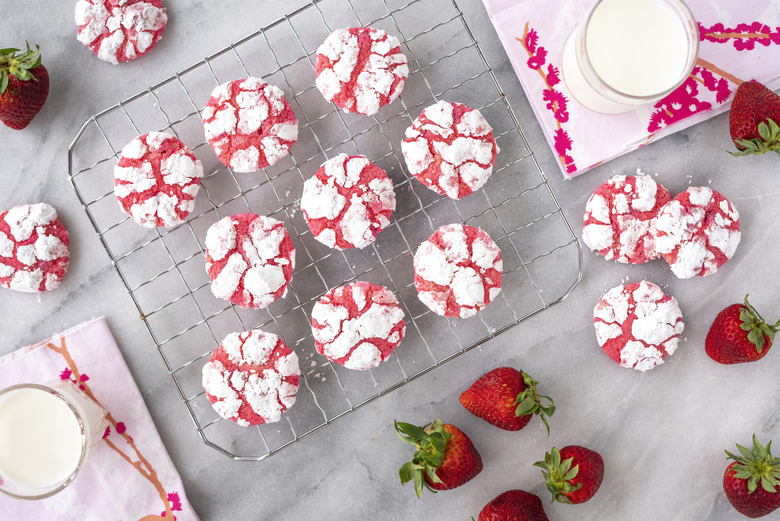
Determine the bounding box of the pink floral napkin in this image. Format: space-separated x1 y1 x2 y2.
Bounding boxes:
482 0 780 177
0 317 199 521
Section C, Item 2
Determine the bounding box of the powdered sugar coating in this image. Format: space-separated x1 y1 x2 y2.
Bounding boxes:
593 281 684 372
315 27 408 116
311 281 406 370
114 131 203 228
203 77 298 173
582 173 671 264
414 223 502 318
204 213 295 309
75 0 167 64
654 187 741 279
0 203 70 293
301 154 396 250
402 101 498 200
202 329 300 426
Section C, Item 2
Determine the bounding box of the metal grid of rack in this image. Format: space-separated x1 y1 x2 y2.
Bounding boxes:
68 0 582 460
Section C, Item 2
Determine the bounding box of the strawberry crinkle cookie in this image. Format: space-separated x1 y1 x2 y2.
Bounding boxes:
301 153 396 250
203 77 298 173
0 203 69 293
75 0 167 65
311 281 406 370
414 223 502 318
114 131 203 228
315 27 408 116
593 280 684 372
204 213 295 309
653 187 740 279
582 172 671 264
202 329 300 426
402 101 498 200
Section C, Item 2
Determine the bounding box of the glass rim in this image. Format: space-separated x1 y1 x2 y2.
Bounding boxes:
578 0 700 103
0 383 89 501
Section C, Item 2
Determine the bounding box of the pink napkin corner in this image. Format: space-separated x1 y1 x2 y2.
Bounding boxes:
0 316 199 521
483 0 780 177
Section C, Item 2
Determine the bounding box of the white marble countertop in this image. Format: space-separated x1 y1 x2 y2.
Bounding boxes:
4 1 780 520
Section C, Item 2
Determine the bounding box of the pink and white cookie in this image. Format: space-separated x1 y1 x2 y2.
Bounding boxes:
593 280 684 372
582 173 671 264
414 223 502 318
75 0 167 64
204 213 295 309
0 203 69 293
315 27 409 116
203 77 298 173
301 154 395 250
653 187 740 279
114 131 203 228
311 281 405 370
402 101 498 200
202 329 300 426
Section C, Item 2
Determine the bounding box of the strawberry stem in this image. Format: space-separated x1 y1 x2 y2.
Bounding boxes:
515 371 556 436
725 434 780 494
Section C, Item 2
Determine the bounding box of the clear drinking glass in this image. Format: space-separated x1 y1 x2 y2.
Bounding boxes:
0 381 108 500
561 0 699 114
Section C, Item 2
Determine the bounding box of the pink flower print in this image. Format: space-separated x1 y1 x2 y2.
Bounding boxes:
543 89 569 123
553 128 573 156
103 426 111 439
116 421 127 434
524 29 539 53
546 64 561 87
60 368 72 380
161 491 183 518
700 69 732 104
527 46 547 70
647 76 711 133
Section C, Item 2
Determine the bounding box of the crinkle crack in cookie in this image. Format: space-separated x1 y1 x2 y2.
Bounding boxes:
593 281 684 372
205 213 295 309
312 281 406 370
301 154 395 250
582 173 671 264
202 329 300 426
114 131 203 228
0 203 69 293
654 187 740 279
414 223 502 318
203 77 298 173
315 27 409 116
402 101 498 200
75 0 167 64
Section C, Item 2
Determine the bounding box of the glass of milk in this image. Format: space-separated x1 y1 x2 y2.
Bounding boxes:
561 0 699 114
0 381 108 500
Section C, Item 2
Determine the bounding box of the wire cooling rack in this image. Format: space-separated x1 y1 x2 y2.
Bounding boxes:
68 0 582 460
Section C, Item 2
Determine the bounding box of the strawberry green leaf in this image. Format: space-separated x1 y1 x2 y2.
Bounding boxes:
0 73 7 96
413 470 423 498
399 461 417 484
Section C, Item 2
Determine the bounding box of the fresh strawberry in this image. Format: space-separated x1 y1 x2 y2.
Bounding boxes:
705 295 779 365
0 43 49 130
459 367 555 434
395 419 482 497
728 79 780 156
476 489 549 521
723 435 780 518
534 445 604 504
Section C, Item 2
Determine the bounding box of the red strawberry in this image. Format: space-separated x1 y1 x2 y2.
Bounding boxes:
705 295 779 364
476 489 549 521
534 445 604 504
0 43 49 130
395 419 482 497
723 435 780 518
459 367 555 433
728 79 780 156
